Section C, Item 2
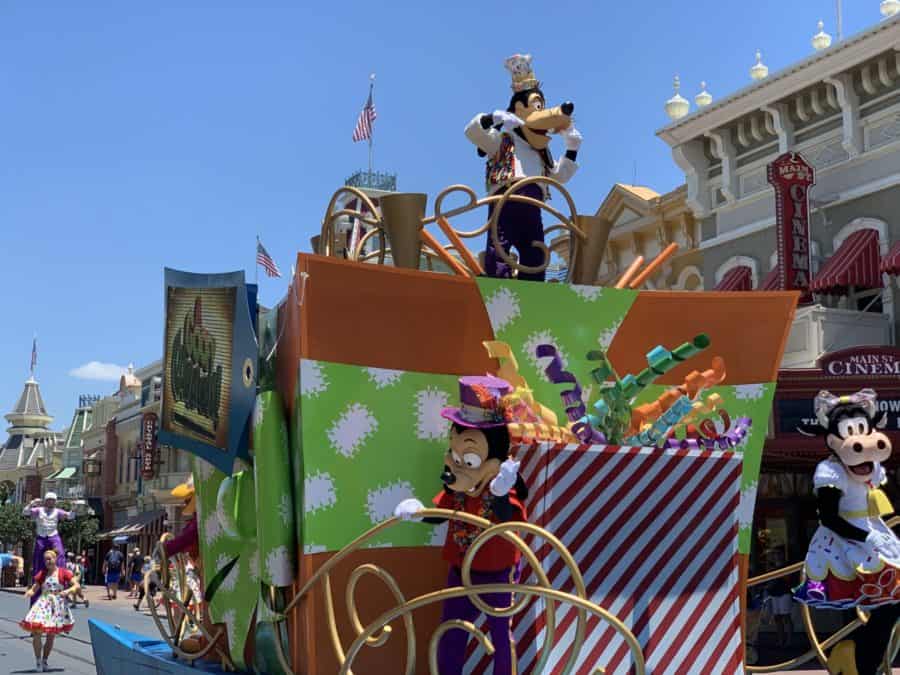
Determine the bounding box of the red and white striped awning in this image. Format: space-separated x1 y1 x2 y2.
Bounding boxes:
714 265 752 291
881 241 900 276
758 267 779 290
810 228 882 295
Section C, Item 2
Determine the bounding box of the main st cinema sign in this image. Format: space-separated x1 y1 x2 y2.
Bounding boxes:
818 347 900 376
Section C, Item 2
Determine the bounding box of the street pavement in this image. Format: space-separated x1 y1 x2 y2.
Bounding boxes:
0 584 161 674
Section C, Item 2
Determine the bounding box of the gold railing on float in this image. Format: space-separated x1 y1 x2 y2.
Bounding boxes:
147 533 235 671
257 508 646 675
316 177 617 286
745 515 900 674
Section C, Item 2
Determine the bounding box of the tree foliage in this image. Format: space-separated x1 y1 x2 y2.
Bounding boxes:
0 503 32 550
57 500 100 553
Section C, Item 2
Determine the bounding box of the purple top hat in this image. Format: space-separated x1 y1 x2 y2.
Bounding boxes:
441 375 513 429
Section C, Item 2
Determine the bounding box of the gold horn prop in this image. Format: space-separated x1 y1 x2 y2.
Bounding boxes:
379 193 427 270
569 215 612 286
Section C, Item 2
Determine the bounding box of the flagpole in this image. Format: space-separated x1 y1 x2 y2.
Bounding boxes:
368 73 375 181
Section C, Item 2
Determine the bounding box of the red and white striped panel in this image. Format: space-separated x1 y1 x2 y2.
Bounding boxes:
465 443 744 675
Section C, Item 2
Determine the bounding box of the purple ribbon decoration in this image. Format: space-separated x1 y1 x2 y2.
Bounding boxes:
536 344 606 444
665 416 752 450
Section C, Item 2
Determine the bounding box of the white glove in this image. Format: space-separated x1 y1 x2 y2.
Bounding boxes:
490 459 520 497
561 125 582 151
492 110 524 133
394 498 426 521
866 530 894 549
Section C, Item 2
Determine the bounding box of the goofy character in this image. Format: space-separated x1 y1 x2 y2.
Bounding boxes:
395 375 528 675
465 53 582 282
793 389 897 675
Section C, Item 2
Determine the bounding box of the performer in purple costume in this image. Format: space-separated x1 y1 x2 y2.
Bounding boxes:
23 493 75 580
465 53 582 282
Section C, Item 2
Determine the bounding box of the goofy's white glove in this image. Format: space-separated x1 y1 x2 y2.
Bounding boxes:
394 498 426 521
560 125 582 151
490 459 520 497
492 110 524 134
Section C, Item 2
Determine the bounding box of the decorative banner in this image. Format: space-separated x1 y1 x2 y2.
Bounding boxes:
141 412 159 479
160 269 258 476
768 151 814 303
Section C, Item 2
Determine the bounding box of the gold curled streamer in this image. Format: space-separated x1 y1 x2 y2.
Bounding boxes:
319 186 384 262
273 508 644 675
483 341 576 444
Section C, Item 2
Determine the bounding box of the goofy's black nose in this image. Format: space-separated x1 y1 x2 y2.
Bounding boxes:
561 101 574 116
441 466 456 486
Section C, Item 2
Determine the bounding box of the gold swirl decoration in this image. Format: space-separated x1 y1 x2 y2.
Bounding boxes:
317 177 594 281
147 534 235 671
745 515 900 673
270 508 644 675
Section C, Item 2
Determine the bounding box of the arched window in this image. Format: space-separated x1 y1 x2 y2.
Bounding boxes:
673 265 703 291
715 256 758 290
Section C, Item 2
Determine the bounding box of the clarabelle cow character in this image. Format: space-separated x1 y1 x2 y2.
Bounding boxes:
793 389 897 675
465 54 582 282
394 376 528 675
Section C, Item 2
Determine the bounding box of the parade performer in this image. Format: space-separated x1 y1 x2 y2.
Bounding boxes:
21 549 78 672
395 375 528 675
23 492 77 579
793 389 897 675
164 475 199 560
465 53 582 282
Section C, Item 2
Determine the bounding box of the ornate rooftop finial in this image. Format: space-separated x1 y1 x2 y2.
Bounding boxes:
750 50 769 81
812 20 833 50
695 81 712 108
665 75 690 121
882 0 900 17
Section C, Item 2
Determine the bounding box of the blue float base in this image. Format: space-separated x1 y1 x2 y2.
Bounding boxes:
89 619 241 675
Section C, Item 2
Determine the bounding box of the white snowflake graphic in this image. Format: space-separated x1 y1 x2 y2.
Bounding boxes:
265 545 294 586
252 394 268 431
596 319 623 351
569 283 604 301
485 287 521 334
304 543 327 554
215 554 239 592
366 367 404 389
327 403 378 458
737 481 759 529
220 609 237 650
734 384 766 400
249 550 260 582
416 388 450 440
203 511 223 546
277 493 292 527
304 471 337 514
194 458 216 481
524 330 567 382
366 481 415 524
429 521 449 548
300 360 329 398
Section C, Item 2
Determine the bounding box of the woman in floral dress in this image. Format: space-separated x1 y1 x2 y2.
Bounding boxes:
21 549 79 672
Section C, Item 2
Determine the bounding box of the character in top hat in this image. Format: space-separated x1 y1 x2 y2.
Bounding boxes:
395 375 528 675
466 53 582 282
793 389 898 675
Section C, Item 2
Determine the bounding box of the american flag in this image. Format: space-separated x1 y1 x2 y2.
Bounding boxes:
256 240 282 278
30 337 37 374
352 87 377 143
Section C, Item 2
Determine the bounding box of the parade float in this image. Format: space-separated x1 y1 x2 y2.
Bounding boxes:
88 54 814 675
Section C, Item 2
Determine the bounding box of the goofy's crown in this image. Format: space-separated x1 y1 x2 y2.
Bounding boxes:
505 53 540 92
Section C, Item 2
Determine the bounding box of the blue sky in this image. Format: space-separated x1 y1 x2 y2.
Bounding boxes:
0 1 882 428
